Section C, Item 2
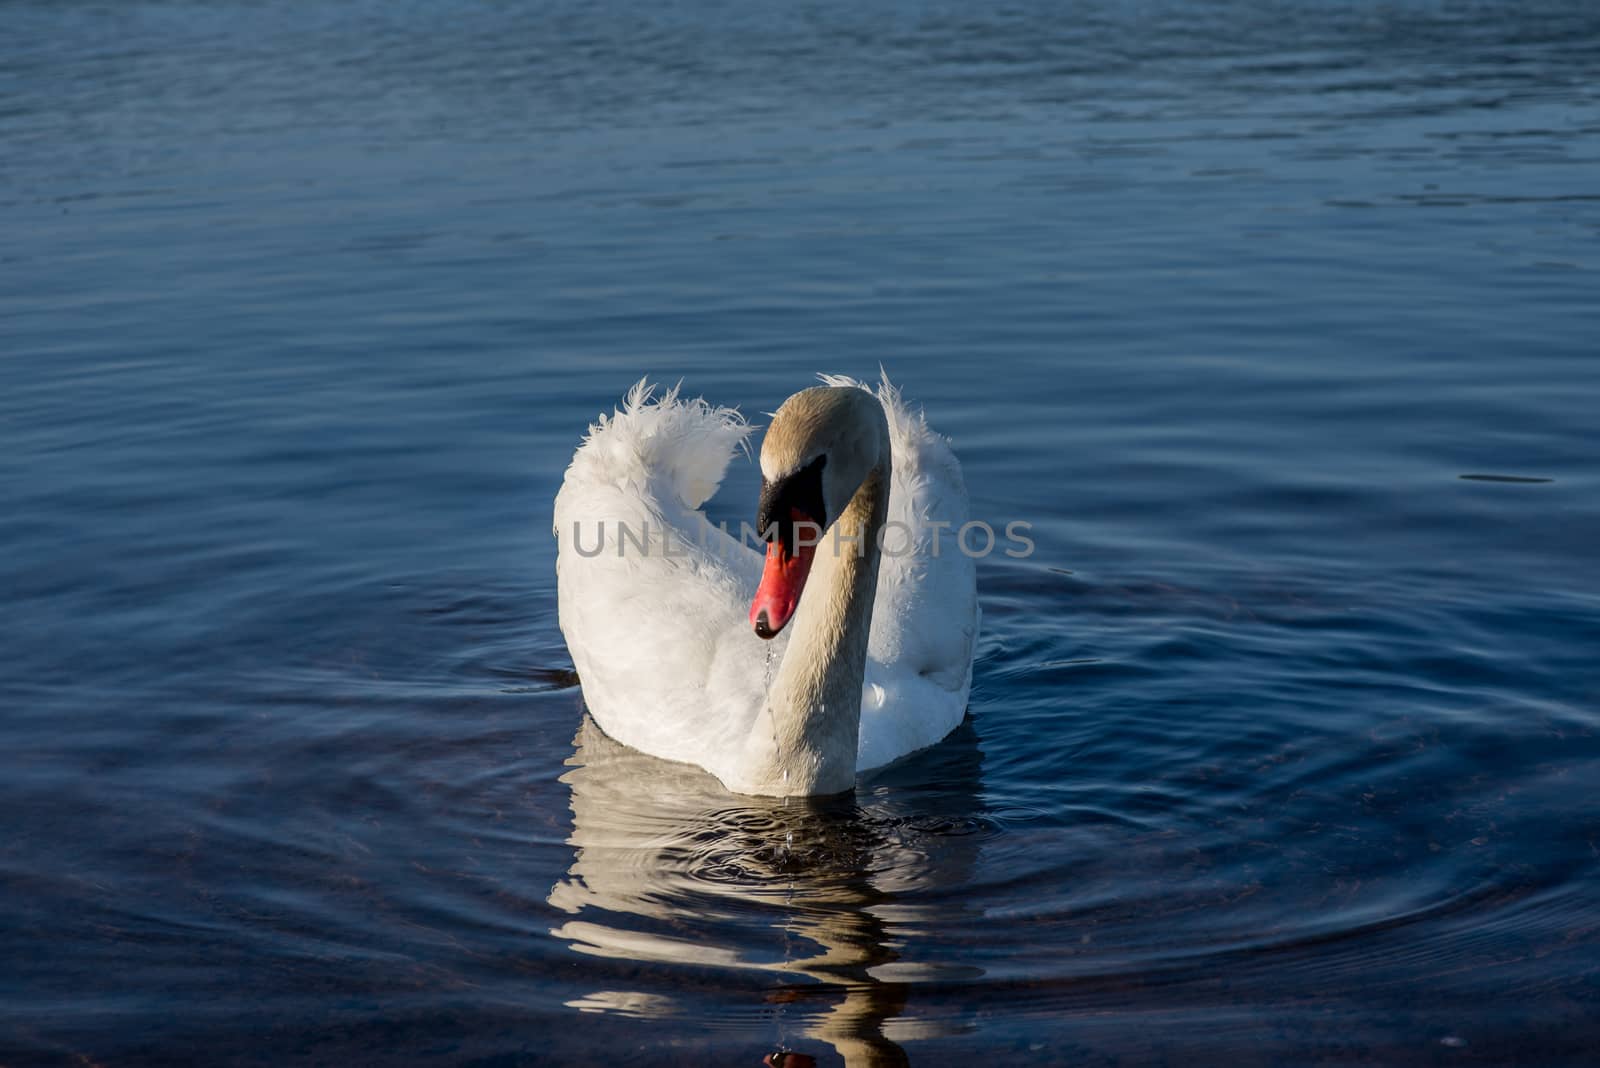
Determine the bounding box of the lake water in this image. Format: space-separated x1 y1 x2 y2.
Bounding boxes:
3 1 1599 1064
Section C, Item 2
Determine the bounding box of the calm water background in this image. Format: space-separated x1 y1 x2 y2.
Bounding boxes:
4 0 1599 1064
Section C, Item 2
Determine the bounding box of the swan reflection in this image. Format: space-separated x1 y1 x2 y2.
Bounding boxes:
550 716 988 1066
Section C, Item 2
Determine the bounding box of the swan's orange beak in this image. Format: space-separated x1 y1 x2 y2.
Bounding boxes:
751 539 817 639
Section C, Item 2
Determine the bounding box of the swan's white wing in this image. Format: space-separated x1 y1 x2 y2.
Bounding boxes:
820 375 981 771
553 382 777 776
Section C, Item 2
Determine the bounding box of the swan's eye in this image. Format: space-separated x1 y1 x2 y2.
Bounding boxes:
756 454 827 557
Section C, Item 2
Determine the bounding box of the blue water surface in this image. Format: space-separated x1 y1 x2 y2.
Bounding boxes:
3 0 1599 1064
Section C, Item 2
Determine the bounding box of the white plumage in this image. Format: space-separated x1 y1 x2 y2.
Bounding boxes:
553 374 978 791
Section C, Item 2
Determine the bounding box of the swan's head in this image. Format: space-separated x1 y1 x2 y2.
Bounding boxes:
750 386 887 640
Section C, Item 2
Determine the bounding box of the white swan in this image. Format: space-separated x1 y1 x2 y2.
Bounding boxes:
553 374 979 796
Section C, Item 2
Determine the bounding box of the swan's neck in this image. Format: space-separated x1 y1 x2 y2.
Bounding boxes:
739 462 888 796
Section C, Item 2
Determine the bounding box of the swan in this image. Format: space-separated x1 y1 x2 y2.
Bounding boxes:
553 374 979 796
